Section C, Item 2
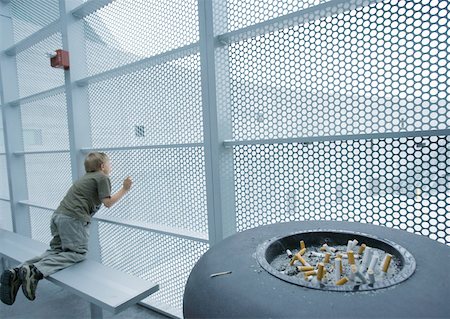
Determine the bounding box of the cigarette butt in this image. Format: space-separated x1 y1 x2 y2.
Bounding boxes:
367 269 375 284
300 240 306 250
324 253 331 264
381 254 392 273
368 255 379 272
303 270 317 277
349 264 358 281
355 269 367 284
210 271 232 278
347 251 355 265
298 266 314 272
297 255 310 266
358 243 367 254
346 240 353 252
360 247 373 271
310 251 325 258
336 253 343 259
336 257 343 274
289 256 296 266
334 258 341 281
336 277 349 285
286 249 293 258
320 245 327 252
299 248 306 256
317 263 325 281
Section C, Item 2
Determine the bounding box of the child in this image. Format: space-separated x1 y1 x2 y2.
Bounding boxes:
0 152 132 305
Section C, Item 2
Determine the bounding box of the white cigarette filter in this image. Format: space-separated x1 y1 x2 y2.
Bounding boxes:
381 254 393 273
367 269 375 284
346 240 353 252
368 255 379 273
334 258 341 281
355 269 367 284
349 264 357 281
360 246 373 271
286 249 293 258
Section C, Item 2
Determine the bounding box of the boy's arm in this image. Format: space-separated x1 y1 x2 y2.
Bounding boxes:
102 176 132 208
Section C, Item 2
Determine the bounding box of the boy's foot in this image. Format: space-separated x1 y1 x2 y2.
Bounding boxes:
0 268 22 305
19 265 42 301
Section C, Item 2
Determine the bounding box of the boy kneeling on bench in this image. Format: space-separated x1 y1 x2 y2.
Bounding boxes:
0 152 132 305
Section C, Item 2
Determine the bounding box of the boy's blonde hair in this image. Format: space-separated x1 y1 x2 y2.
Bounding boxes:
84 152 109 172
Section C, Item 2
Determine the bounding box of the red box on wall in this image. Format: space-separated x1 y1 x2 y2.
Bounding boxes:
50 49 70 70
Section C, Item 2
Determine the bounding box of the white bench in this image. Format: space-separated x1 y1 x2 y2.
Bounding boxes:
0 229 159 319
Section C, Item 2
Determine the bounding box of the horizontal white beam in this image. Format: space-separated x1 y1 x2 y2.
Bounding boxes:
217 0 384 46
93 215 209 243
223 129 450 148
13 149 70 155
80 143 203 153
18 200 56 210
2 85 65 107
4 20 61 56
18 200 208 243
75 43 199 86
71 0 115 19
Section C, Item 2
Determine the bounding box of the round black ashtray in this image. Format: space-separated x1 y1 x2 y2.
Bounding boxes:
256 229 416 292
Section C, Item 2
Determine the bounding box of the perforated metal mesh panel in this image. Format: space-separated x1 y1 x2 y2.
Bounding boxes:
95 148 207 233
10 0 60 43
234 135 450 244
24 153 72 208
228 0 449 140
83 0 199 76
20 93 69 152
98 222 209 309
0 201 13 231
29 207 53 244
0 155 9 200
88 54 202 147
16 33 64 98
217 0 331 33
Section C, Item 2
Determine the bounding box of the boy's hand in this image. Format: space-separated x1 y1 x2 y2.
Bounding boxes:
123 176 133 191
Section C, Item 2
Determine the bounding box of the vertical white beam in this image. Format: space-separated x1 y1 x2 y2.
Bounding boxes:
198 0 236 245
59 0 101 261
0 1 31 236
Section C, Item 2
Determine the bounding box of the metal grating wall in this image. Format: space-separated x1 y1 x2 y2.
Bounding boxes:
83 0 199 76
24 153 72 209
228 0 449 140
0 0 448 316
87 54 203 148
234 136 449 244
95 149 208 234
10 0 60 43
20 93 69 152
16 33 65 98
98 223 209 309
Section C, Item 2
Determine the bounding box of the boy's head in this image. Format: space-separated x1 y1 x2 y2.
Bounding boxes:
84 152 110 175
